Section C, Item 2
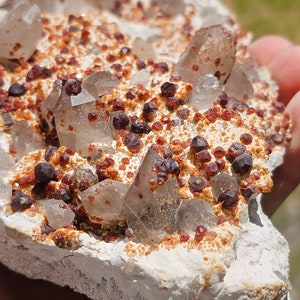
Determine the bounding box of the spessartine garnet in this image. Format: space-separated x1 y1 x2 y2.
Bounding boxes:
34 162 56 183
190 135 209 153
218 190 239 208
231 153 253 175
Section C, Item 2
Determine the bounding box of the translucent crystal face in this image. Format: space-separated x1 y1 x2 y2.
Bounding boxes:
224 63 254 101
82 71 120 99
53 79 114 156
40 80 62 129
174 25 235 84
0 2 42 60
0 147 15 175
79 179 129 222
123 150 182 243
177 199 217 233
188 74 222 111
132 38 157 61
210 172 239 201
39 199 75 229
11 120 43 160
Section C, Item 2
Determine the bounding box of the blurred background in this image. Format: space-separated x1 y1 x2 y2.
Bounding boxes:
1 1 300 299
224 0 300 298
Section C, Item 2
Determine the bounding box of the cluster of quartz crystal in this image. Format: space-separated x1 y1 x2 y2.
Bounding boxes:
123 150 183 243
41 74 120 156
2 0 285 247
174 25 235 85
16 22 255 243
11 120 43 160
0 1 42 60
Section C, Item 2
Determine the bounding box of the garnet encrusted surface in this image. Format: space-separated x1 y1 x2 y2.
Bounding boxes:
2 1 291 247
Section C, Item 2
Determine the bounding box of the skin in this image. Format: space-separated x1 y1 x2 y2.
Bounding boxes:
250 36 300 215
1 35 300 299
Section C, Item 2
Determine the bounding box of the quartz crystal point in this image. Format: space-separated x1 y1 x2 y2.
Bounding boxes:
174 25 235 84
177 199 217 233
130 69 151 86
11 120 43 160
79 179 129 223
211 172 239 201
40 80 62 128
224 63 254 101
38 199 75 229
188 74 222 111
123 150 182 244
132 37 157 61
82 71 120 99
0 1 42 60
53 79 114 156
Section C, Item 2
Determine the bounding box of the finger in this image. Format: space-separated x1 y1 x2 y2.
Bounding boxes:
262 91 300 216
250 35 293 66
268 45 300 103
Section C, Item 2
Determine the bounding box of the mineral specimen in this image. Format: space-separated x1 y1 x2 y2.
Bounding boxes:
53 79 114 156
177 199 217 233
11 120 43 160
188 74 222 111
0 1 42 60
0 0 291 299
79 179 128 223
211 172 239 201
123 150 182 243
82 71 120 99
174 24 235 84
38 199 75 229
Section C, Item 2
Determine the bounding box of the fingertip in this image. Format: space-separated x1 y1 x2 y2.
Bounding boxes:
285 91 300 154
269 46 300 102
277 91 300 186
250 35 293 66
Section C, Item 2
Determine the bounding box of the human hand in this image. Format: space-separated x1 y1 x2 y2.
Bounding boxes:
250 36 300 216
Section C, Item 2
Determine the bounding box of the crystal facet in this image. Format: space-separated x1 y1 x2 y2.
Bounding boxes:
130 69 151 86
224 63 254 101
53 79 114 156
188 74 222 111
211 172 239 202
123 150 182 243
0 147 15 175
40 80 62 128
79 179 129 222
174 25 235 84
154 0 185 17
39 199 75 229
177 199 217 233
82 71 120 98
11 120 43 160
132 37 156 61
0 2 42 60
